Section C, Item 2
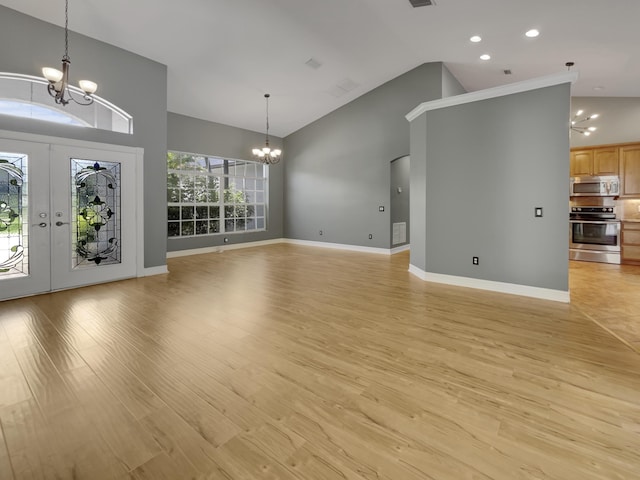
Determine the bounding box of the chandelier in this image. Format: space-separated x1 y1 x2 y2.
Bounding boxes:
42 0 97 106
252 94 281 164
571 109 598 136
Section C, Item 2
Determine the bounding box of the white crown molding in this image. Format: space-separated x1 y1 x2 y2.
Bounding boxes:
406 71 579 122
408 264 570 303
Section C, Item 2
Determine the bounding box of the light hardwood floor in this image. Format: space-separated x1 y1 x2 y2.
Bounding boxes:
0 244 639 480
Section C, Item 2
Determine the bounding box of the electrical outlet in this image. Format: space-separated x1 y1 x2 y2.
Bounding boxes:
379 206 385 212
368 234 373 239
319 230 323 236
473 256 479 265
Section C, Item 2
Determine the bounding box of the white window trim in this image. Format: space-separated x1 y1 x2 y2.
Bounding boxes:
167 150 268 238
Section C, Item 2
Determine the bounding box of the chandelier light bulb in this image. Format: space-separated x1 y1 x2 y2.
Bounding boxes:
570 110 598 137
42 67 64 83
79 80 98 94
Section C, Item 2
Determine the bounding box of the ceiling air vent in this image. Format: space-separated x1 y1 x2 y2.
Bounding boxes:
305 57 322 70
409 0 434 7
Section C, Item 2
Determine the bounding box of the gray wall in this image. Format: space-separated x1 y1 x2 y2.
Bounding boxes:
411 83 571 291
410 115 428 269
570 97 640 148
442 66 467 98
283 63 447 248
390 155 410 247
0 6 168 268
166 113 284 251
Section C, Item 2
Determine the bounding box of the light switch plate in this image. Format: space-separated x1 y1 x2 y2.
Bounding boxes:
535 207 543 218
379 206 385 212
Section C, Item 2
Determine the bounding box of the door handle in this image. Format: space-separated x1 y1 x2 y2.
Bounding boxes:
55 221 70 226
32 222 48 228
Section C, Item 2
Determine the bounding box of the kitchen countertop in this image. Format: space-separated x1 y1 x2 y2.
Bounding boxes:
621 218 640 222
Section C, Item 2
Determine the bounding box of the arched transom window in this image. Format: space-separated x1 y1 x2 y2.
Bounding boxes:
0 72 133 134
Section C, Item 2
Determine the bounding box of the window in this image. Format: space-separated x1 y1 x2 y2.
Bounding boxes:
0 72 133 134
167 151 267 237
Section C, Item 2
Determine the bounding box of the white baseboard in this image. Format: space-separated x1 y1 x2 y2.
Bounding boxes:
283 239 391 255
408 264 570 303
390 244 410 254
142 265 169 277
167 238 283 258
167 238 405 259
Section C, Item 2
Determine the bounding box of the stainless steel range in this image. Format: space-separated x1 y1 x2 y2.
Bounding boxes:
569 206 620 264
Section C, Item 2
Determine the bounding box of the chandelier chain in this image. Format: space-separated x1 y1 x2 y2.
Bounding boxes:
265 94 270 145
63 0 70 61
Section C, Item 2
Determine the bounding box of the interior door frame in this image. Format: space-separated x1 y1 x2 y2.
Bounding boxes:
0 129 145 283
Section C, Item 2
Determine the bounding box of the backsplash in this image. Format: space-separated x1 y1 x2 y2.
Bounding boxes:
620 198 640 220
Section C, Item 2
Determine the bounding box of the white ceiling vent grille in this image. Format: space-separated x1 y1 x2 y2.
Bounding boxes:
409 0 435 7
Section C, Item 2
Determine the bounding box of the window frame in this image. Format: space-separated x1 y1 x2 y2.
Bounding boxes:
167 150 268 239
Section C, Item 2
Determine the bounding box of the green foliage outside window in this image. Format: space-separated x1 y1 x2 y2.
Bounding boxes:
167 151 264 237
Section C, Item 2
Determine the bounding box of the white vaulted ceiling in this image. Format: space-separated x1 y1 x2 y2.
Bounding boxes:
2 0 639 137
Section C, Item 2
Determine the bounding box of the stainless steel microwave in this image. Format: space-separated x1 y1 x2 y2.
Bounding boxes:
570 176 620 197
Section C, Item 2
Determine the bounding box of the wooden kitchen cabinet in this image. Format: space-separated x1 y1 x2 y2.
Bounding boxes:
570 150 593 176
570 146 619 176
593 147 619 175
621 221 640 265
620 144 640 197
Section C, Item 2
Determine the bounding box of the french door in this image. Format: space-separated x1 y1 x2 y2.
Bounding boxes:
0 136 141 301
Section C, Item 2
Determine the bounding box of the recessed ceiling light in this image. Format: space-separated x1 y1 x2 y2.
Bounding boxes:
480 54 491 61
470 35 482 43
525 29 540 38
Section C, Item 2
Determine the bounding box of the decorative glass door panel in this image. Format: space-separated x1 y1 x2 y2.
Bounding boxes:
0 152 28 278
72 158 121 268
0 134 140 301
0 140 51 301
51 145 137 292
